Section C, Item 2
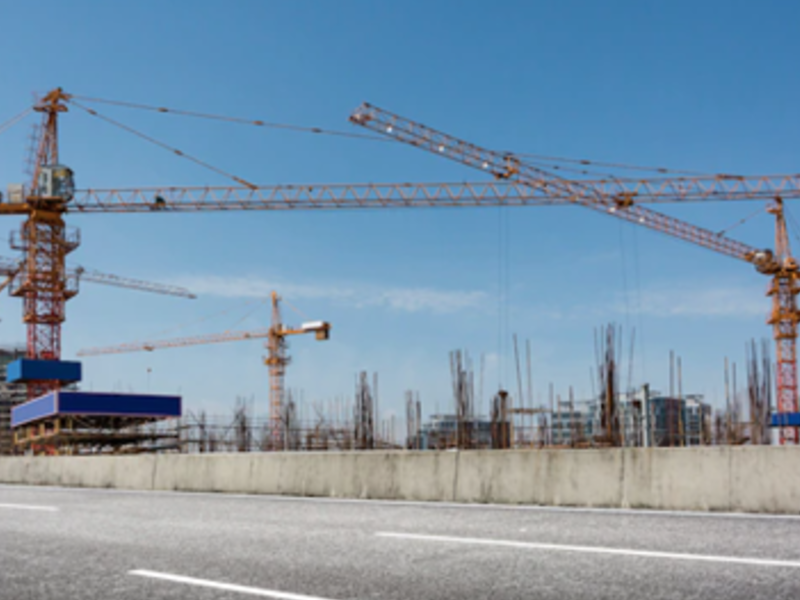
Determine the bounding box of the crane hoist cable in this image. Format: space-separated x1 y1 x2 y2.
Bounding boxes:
0 107 33 137
508 161 703 181
504 208 511 390
226 297 271 331
499 158 625 183
130 296 267 343
631 225 647 383
619 219 632 335
496 204 511 390
477 152 717 190
68 94 390 143
69 94 724 178
500 152 646 180
511 150 712 177
281 296 310 321
715 205 769 237
68 99 256 189
496 206 502 389
67 95 739 185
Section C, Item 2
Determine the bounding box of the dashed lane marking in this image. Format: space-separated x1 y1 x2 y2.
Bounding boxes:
130 569 339 599
377 532 800 568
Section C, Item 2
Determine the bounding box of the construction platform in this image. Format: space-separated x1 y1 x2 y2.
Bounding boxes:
11 391 181 455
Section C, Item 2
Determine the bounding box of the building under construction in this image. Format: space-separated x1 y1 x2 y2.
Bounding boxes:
11 390 182 455
178 373 402 453
0 346 26 455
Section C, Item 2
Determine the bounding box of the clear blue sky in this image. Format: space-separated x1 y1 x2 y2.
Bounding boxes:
0 0 798 428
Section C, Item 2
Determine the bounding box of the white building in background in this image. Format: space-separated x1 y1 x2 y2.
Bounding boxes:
551 399 595 446
547 386 711 448
619 387 711 447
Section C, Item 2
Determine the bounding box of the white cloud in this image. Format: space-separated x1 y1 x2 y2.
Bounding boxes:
616 283 766 318
174 274 765 320
483 352 500 365
354 287 487 313
174 274 489 314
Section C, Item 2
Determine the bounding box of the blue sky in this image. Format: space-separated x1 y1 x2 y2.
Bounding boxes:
0 0 798 428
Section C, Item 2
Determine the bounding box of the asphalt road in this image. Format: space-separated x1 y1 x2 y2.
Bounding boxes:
1 485 799 600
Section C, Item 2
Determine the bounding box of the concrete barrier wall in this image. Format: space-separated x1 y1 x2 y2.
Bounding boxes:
621 447 732 511
454 449 625 507
1 447 798 514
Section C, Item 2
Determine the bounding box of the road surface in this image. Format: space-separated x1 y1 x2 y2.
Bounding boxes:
1 484 799 599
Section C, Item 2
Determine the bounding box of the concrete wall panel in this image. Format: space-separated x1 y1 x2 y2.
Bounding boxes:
622 447 731 512
730 447 800 514
2 448 799 514
455 449 623 506
152 454 255 494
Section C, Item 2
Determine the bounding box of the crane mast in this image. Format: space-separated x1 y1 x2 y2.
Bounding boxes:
265 291 330 449
760 200 799 444
18 89 78 399
266 292 288 448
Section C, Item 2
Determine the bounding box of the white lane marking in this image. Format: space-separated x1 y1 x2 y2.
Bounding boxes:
130 570 338 599
4 483 800 521
0 502 58 512
377 532 800 568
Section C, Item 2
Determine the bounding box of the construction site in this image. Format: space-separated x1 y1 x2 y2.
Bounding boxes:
0 88 798 456
5 6 800 600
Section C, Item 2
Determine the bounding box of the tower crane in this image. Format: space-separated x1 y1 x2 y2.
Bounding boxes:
2 88 799 444
349 102 800 445
0 90 196 400
265 291 331 447
78 291 330 447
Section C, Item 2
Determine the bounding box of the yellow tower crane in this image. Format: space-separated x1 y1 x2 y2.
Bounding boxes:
264 291 330 447
78 291 331 448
